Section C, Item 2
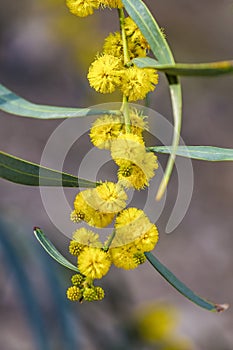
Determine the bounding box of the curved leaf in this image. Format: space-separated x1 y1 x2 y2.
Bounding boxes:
122 0 181 201
156 76 182 200
148 145 233 161
33 227 80 273
145 252 228 312
121 0 174 64
134 57 233 76
0 151 97 187
0 84 121 119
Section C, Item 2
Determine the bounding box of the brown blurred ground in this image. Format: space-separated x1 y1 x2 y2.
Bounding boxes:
1 1 233 349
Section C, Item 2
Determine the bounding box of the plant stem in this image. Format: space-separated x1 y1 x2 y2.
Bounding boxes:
103 230 116 251
118 8 131 133
118 8 130 65
120 95 131 133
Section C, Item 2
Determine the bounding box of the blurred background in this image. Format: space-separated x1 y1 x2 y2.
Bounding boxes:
1 0 233 349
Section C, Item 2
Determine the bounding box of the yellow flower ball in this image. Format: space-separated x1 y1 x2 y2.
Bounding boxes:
135 223 159 252
74 190 115 228
124 16 139 37
78 247 111 279
100 0 123 8
103 32 124 58
126 110 148 136
110 133 145 166
120 66 158 101
103 31 146 60
112 208 159 252
117 151 158 190
125 17 150 50
89 115 123 149
72 192 89 222
135 303 178 342
91 181 127 213
88 211 115 228
71 274 85 286
89 111 147 150
94 286 105 300
69 240 83 256
118 162 148 190
88 54 122 94
110 244 147 270
110 243 140 270
66 0 99 17
72 227 102 248
127 39 147 59
114 207 152 245
66 286 82 301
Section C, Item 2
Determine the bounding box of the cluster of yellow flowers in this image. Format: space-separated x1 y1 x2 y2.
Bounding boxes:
90 111 158 189
66 0 123 18
66 0 158 101
87 15 158 101
65 1 160 302
67 112 159 302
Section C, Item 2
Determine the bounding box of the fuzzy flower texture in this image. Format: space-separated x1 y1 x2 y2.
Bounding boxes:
66 0 158 100
67 111 159 302
65 1 160 302
88 15 158 101
66 0 123 18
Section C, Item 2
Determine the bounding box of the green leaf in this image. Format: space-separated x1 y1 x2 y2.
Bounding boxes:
156 76 182 200
133 57 233 76
33 227 80 273
121 0 174 64
145 252 228 312
0 151 97 187
148 146 233 161
0 84 121 119
121 0 181 201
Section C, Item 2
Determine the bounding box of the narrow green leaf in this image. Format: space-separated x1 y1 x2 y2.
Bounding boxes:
156 76 182 200
121 0 181 201
121 0 174 64
0 84 121 119
148 145 233 161
0 151 97 187
33 227 80 273
145 252 228 312
134 57 233 76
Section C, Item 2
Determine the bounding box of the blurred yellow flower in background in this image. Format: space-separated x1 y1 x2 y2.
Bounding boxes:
133 302 194 349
